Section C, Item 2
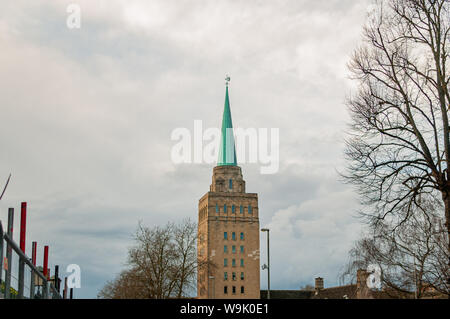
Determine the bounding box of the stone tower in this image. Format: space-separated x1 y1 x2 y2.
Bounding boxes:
197 80 260 299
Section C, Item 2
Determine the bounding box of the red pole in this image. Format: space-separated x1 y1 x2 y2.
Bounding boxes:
20 202 27 253
32 242 37 265
43 246 49 278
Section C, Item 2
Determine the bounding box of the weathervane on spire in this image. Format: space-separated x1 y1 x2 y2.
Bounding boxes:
225 75 231 87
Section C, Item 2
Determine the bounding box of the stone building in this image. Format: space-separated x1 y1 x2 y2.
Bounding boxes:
197 82 260 299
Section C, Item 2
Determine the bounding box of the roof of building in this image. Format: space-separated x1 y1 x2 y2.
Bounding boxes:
217 83 237 167
312 284 357 299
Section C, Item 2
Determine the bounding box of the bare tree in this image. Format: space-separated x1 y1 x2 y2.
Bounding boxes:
343 0 449 285
97 268 149 299
98 218 202 299
172 219 198 298
341 205 449 298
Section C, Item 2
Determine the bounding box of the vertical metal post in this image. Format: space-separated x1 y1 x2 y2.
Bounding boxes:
0 222 4 298
43 245 49 299
54 265 59 293
43 246 49 279
5 208 14 299
70 288 73 299
19 202 26 252
43 280 48 299
30 241 37 299
18 202 27 299
266 230 270 299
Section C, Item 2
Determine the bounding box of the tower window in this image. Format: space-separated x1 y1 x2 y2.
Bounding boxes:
232 272 236 281
224 272 228 281
240 259 244 267
240 272 244 280
232 205 235 214
240 245 244 253
232 245 236 254
224 258 228 267
248 205 252 214
224 232 228 240
224 204 227 213
229 179 233 189
224 245 228 253
216 203 219 213
232 259 236 267
241 286 245 294
224 286 228 294
232 232 236 240
232 286 236 294
240 205 243 214
240 232 244 240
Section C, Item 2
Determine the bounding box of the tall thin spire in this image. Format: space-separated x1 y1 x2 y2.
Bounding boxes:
217 76 237 166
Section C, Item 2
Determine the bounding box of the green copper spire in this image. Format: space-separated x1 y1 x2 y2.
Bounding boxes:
217 78 237 166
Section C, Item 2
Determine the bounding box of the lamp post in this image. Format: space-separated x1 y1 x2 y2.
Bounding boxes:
261 228 270 299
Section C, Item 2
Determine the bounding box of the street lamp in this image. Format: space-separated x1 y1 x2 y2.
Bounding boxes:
261 228 270 299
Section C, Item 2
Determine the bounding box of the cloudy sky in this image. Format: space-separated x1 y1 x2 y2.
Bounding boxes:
0 0 373 298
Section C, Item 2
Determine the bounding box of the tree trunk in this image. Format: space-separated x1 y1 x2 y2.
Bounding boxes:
442 178 450 297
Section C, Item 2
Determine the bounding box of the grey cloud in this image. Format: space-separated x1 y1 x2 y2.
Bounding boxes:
0 0 372 297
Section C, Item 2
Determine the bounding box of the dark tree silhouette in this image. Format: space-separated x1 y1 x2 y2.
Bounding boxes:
98 218 206 299
343 0 449 286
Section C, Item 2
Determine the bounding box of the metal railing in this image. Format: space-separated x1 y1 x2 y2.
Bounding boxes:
0 222 62 299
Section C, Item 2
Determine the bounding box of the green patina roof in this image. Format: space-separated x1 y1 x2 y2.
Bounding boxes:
217 85 237 166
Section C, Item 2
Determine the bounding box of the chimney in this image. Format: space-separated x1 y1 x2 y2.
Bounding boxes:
356 269 372 299
356 269 369 289
315 277 324 291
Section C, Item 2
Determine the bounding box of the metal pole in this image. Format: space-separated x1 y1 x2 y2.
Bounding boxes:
55 265 60 293
18 203 27 299
43 246 49 279
43 280 48 299
0 222 4 298
19 202 27 252
267 230 270 300
5 208 14 299
70 288 73 299
30 241 37 299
